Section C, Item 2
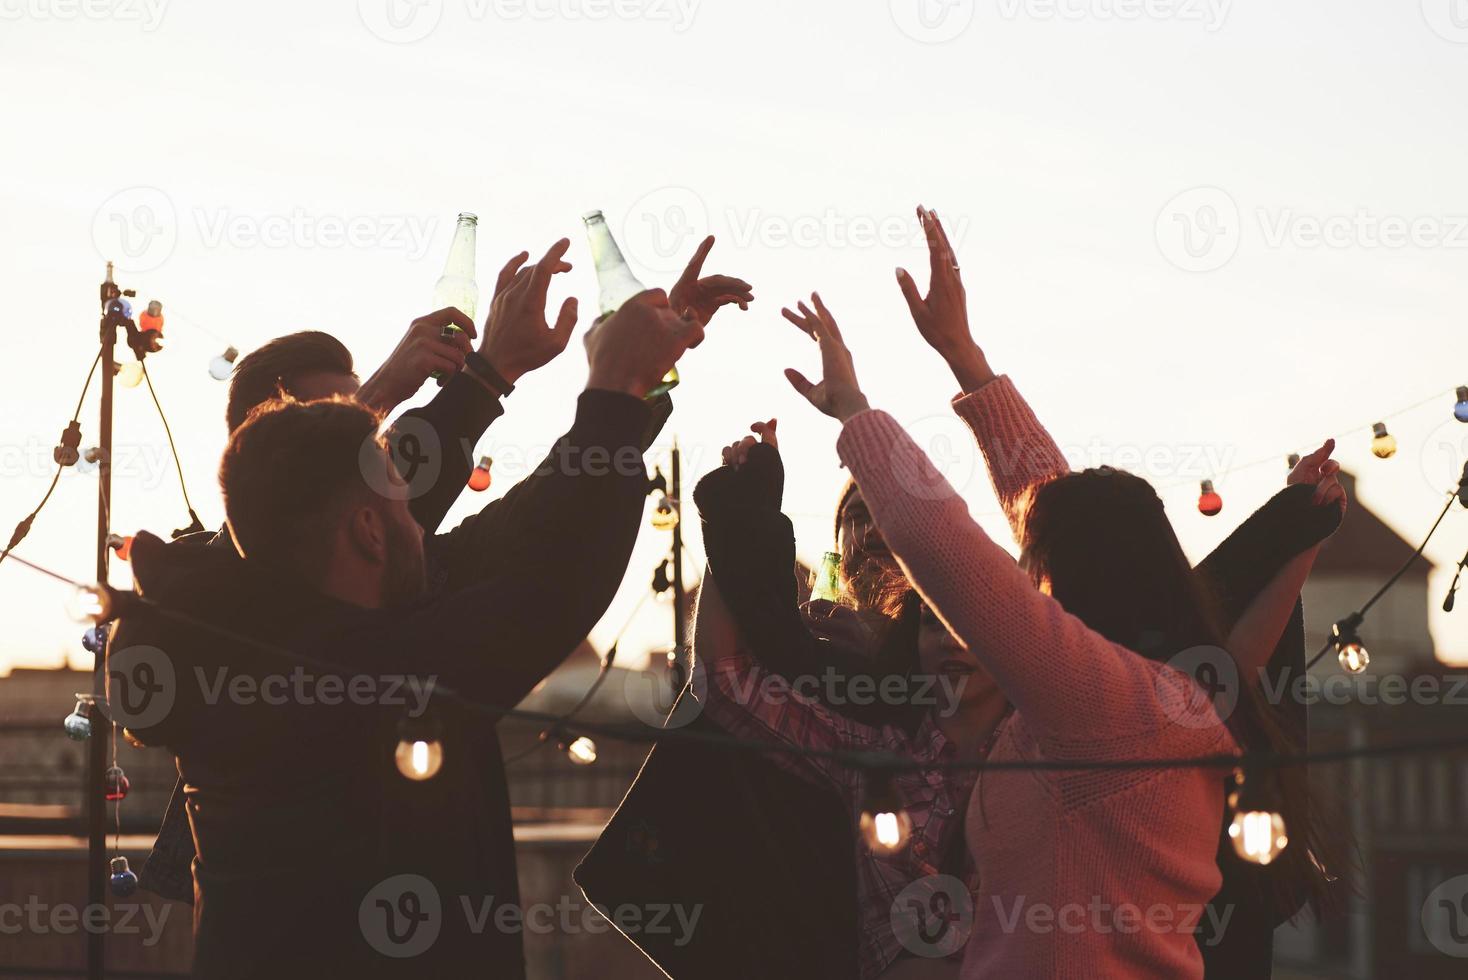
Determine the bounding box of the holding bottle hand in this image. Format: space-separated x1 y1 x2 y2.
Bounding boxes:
585 289 706 398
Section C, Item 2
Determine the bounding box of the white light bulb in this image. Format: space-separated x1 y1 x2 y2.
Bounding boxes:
566 736 598 766
394 737 443 781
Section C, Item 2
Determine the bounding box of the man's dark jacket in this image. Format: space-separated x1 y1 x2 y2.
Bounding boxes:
113 388 655 979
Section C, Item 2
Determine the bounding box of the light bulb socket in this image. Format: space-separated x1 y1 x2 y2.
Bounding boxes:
1371 422 1388 438
396 709 442 743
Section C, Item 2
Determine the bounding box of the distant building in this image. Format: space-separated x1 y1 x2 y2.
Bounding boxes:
1275 472 1468 979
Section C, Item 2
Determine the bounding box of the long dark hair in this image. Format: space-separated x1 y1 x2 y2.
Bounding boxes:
1020 467 1342 918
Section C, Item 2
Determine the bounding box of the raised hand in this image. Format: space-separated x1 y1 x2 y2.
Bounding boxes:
479 239 578 384
782 294 870 422
358 307 476 412
1288 439 1348 512
721 418 778 468
668 235 753 340
584 289 705 398
897 205 994 393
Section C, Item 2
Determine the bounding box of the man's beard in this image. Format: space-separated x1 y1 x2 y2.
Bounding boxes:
382 518 427 606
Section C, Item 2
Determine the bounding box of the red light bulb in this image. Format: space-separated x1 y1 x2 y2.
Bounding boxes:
1198 480 1223 517
107 534 134 562
105 765 130 801
467 456 492 492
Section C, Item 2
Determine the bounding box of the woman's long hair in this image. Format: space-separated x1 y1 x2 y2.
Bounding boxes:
1020 467 1343 918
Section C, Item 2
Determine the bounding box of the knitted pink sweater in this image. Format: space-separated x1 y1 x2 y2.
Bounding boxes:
836 376 1238 980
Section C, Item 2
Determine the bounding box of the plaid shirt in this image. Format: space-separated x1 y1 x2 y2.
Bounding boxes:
703 651 1001 980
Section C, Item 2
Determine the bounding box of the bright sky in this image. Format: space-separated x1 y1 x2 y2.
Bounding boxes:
3 0 1468 677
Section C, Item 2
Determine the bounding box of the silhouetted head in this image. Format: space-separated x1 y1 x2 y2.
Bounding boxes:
1019 466 1222 658
226 331 358 432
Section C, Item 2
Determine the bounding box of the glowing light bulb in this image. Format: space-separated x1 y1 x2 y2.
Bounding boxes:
1227 769 1289 866
650 493 679 531
394 713 444 781
810 551 842 603
566 736 598 766
1197 480 1223 517
858 776 913 855
105 765 130 801
1331 615 1370 674
467 456 493 492
66 585 112 624
1337 642 1370 674
117 361 144 388
1370 422 1397 460
63 697 93 741
1456 387 1468 423
109 857 139 897
76 447 104 475
209 346 240 381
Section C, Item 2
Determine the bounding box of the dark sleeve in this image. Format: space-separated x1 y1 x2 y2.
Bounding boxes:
1195 483 1341 748
379 389 651 706
390 371 505 534
694 445 898 727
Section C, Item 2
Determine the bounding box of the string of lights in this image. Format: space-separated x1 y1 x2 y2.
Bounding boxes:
139 364 207 539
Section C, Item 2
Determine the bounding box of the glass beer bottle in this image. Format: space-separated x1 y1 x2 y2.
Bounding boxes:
583 209 678 399
432 212 479 381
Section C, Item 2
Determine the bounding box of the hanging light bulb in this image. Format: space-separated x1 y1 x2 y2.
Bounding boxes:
63 696 94 741
116 361 145 388
208 346 240 381
65 584 113 624
1455 387 1468 423
81 624 109 656
1369 422 1397 459
1197 480 1223 517
1286 453 1301 469
109 856 139 897
650 492 679 531
53 421 82 467
1331 613 1370 674
394 713 444 781
76 447 104 476
467 455 493 492
105 765 130 802
565 736 598 766
1227 767 1289 866
138 300 164 342
810 551 842 603
107 534 134 563
858 774 913 855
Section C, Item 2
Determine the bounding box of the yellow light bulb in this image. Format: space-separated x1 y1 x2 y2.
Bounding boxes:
1370 423 1397 460
1229 809 1289 865
566 736 598 766
650 494 679 531
1337 642 1370 674
395 738 443 781
117 362 144 388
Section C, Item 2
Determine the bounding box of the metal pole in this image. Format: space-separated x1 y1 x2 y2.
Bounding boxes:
88 263 117 980
669 441 686 671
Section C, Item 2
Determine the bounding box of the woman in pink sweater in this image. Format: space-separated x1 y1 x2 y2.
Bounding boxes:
780 221 1343 977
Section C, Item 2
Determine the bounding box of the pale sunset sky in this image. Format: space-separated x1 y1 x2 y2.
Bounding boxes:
2 0 1467 675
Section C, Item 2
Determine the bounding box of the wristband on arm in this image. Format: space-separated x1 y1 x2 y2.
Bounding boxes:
464 351 516 397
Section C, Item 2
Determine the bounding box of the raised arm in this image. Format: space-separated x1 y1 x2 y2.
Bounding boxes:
783 293 1229 752
895 206 1069 536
